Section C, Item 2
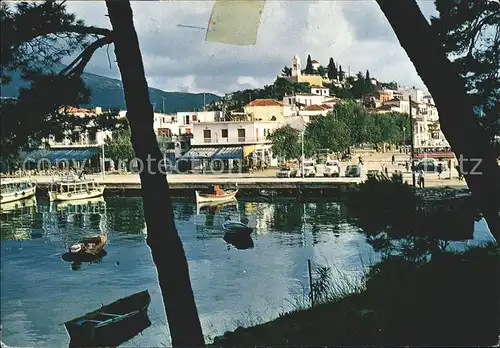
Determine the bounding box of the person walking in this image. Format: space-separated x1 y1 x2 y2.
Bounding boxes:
418 170 425 188
437 163 443 179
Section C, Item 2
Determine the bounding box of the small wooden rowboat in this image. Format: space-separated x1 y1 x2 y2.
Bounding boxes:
195 187 238 204
64 290 151 348
69 234 107 256
222 220 253 236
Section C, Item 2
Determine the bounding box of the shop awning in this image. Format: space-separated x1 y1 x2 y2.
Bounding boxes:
21 148 99 162
243 145 256 158
182 147 219 159
213 146 243 160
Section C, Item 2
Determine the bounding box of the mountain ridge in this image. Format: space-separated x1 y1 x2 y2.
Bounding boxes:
1 69 221 113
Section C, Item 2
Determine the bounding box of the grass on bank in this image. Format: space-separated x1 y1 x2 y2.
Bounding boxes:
210 243 499 347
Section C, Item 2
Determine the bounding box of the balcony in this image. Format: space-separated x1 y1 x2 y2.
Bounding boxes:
192 136 270 146
46 139 102 148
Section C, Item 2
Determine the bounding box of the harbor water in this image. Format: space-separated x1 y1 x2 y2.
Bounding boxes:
0 196 494 347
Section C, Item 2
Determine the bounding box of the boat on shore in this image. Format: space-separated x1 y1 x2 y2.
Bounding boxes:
48 175 105 202
195 185 238 204
64 290 151 347
69 234 107 257
0 178 37 205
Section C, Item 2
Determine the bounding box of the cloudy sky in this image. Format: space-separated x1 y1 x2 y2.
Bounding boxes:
66 1 439 96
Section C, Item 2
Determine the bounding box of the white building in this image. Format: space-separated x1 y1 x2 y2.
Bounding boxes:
383 98 411 114
399 87 424 103
310 85 330 96
283 93 326 107
45 107 113 148
150 110 223 136
185 120 282 170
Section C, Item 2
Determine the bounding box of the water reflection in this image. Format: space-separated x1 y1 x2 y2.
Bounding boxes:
0 196 38 241
223 232 254 250
0 196 492 348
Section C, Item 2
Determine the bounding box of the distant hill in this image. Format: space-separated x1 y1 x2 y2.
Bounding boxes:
1 69 221 113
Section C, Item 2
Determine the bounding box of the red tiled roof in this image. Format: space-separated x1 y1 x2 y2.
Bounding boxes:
247 99 284 107
303 104 330 111
311 60 320 64
310 85 325 88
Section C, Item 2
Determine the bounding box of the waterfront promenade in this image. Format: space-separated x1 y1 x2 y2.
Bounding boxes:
31 170 467 190
19 150 469 192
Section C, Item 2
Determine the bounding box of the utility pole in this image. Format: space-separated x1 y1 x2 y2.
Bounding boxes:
301 129 305 178
161 96 166 114
203 93 206 111
101 142 105 179
409 96 416 187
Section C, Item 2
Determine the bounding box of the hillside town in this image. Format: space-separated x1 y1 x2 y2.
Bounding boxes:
15 55 451 175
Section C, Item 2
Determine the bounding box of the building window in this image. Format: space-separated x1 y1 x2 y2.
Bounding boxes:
185 115 190 124
203 129 211 143
221 129 228 138
238 129 246 142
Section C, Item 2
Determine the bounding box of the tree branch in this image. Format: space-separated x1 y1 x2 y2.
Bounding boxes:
5 25 112 48
375 0 500 240
60 35 114 77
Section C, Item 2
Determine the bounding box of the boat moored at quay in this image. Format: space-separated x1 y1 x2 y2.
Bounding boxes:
0 178 37 205
48 175 105 202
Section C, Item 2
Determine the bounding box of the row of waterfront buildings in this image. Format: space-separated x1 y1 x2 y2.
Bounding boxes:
35 56 449 172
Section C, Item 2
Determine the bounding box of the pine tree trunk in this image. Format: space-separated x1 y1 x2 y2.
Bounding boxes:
375 0 500 242
105 1 205 346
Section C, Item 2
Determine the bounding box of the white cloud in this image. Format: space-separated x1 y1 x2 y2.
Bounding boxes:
236 76 262 89
66 0 438 95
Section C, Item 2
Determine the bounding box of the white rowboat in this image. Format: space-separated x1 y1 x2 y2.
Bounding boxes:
195 189 238 204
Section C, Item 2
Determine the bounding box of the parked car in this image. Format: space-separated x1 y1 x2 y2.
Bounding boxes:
414 158 447 172
345 165 361 177
276 167 297 178
301 160 317 177
323 160 340 177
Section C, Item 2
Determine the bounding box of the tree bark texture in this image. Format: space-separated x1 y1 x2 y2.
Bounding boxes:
105 1 205 346
376 0 500 241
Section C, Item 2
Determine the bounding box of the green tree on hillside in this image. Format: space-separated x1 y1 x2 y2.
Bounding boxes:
317 65 327 78
378 81 398 90
305 54 314 75
281 66 292 77
338 65 344 82
327 58 338 80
